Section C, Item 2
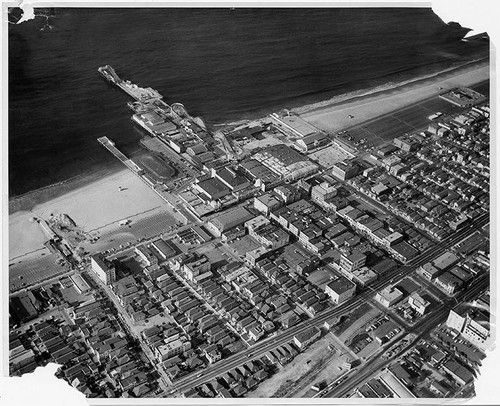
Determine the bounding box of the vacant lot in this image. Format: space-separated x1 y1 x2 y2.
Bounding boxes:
247 334 345 398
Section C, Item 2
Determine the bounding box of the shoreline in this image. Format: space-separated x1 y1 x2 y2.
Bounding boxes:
295 57 489 117
8 56 489 216
8 164 124 215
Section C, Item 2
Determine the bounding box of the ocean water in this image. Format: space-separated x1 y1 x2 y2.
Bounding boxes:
8 8 488 197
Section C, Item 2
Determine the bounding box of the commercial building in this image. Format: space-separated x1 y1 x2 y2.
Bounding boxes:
420 262 442 281
408 293 430 315
435 272 463 295
325 276 356 304
150 239 176 261
375 286 404 308
384 232 404 248
446 306 491 350
293 326 321 350
295 132 328 152
206 206 255 237
248 222 290 251
347 267 378 288
253 144 319 182
311 182 338 206
245 215 270 233
331 160 359 180
432 251 459 271
274 185 302 204
393 135 421 152
70 274 91 294
379 370 415 398
441 360 474 385
340 251 367 272
390 242 419 264
193 177 231 201
245 247 271 267
270 114 319 138
183 255 211 282
213 167 251 192
239 159 281 191
90 254 116 284
254 193 283 216
135 245 158 267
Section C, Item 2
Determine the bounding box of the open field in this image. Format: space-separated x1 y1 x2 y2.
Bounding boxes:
246 334 346 398
8 168 186 291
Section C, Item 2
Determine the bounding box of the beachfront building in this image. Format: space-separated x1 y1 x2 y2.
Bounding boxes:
90 254 116 284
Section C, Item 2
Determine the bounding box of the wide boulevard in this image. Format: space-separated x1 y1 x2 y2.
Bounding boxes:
171 212 489 394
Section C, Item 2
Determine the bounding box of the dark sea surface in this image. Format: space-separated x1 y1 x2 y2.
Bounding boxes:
8 8 488 197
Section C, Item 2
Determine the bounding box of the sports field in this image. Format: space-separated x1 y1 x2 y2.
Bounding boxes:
135 153 177 182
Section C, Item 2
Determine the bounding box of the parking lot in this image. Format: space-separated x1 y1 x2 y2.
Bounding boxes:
9 252 70 292
80 208 182 255
336 90 476 151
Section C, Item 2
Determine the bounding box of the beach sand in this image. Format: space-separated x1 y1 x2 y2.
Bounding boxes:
7 57 489 285
9 168 182 262
300 59 489 133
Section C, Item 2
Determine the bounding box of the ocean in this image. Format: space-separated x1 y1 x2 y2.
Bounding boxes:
8 7 488 198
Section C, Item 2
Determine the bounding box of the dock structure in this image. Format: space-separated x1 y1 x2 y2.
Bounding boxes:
98 65 163 102
97 136 142 174
98 137 127 161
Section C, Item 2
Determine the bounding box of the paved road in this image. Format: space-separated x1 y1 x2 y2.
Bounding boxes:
171 213 489 394
85 270 172 393
325 272 490 398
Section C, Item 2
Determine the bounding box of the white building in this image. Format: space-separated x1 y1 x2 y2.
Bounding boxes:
375 286 403 308
325 277 356 305
90 254 116 284
408 293 430 315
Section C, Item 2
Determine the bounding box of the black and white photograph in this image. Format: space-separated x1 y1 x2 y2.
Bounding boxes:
2 1 496 403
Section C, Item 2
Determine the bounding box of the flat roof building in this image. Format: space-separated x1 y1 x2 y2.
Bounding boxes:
325 276 356 305
70 274 91 294
213 167 251 192
194 177 231 201
375 286 404 307
150 239 176 260
206 207 255 237
432 251 459 270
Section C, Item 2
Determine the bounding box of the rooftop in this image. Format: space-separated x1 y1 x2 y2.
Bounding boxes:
326 276 356 295
196 177 231 199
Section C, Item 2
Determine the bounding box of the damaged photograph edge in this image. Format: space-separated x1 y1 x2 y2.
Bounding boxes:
1 0 498 404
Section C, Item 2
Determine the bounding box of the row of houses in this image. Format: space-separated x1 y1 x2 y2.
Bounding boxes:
195 274 268 342
184 359 270 398
255 258 329 316
68 297 157 396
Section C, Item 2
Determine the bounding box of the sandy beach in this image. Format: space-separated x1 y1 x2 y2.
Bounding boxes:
7 56 489 290
300 58 489 133
9 168 183 262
